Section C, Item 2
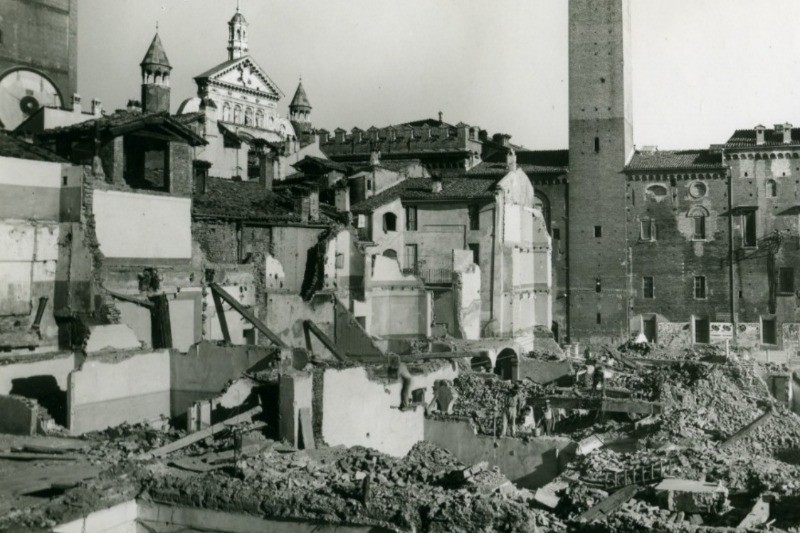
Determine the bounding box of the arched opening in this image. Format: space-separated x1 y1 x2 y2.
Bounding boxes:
383 212 397 232
233 105 242 124
688 206 709 240
382 249 397 260
533 192 551 233
494 348 518 381
222 103 231 122
767 179 778 198
470 352 493 372
255 110 264 128
244 107 253 126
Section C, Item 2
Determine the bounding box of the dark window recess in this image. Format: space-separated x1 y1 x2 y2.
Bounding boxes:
779 267 795 293
694 317 710 344
594 137 600 153
552 227 560 240
596 313 602 325
595 278 602 293
468 243 480 266
693 215 706 240
643 276 654 299
405 206 418 231
744 211 757 247
247 149 260 179
762 318 777 345
62 176 68 186
594 225 602 238
694 276 706 299
403 244 417 273
643 317 657 343
468 205 480 230
383 212 397 232
641 219 656 241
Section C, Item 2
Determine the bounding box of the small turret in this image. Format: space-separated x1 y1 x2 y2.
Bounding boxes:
140 32 172 114
227 7 249 60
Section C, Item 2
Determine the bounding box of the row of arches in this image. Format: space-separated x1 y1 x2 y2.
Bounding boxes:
222 103 270 128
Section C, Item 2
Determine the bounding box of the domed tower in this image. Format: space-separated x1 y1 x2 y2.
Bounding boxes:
227 7 249 60
140 32 172 114
289 79 313 142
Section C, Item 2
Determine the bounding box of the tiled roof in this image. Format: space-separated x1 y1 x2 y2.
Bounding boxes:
172 111 204 125
193 177 331 225
36 111 206 146
141 33 170 68
291 155 350 174
626 150 723 171
725 128 800 149
0 133 66 163
351 177 498 214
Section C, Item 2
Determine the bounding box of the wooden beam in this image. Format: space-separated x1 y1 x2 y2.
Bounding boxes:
210 288 231 343
577 484 640 522
151 405 262 458
209 283 286 347
303 320 348 362
719 409 773 450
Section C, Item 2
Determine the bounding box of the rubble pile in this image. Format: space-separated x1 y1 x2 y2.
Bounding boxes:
449 373 544 434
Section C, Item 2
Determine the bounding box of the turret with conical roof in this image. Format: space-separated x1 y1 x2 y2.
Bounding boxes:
289 80 312 124
140 32 172 114
227 6 249 60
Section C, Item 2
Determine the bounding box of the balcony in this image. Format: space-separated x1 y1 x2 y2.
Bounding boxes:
415 267 453 285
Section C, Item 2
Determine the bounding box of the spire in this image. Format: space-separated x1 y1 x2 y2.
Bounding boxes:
140 33 171 69
289 79 312 126
227 5 249 60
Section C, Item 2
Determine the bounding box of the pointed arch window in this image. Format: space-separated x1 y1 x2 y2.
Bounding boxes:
766 179 778 198
233 105 242 124
222 103 231 122
688 206 709 240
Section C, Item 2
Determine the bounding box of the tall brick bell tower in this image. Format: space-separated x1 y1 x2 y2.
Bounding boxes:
567 0 633 344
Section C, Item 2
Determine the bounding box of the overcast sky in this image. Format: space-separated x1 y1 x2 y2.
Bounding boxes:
78 0 800 150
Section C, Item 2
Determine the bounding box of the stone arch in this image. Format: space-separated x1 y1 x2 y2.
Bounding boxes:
766 179 778 198
494 348 518 381
382 249 397 260
533 191 551 233
255 109 264 128
244 107 253 126
470 351 493 372
233 105 242 124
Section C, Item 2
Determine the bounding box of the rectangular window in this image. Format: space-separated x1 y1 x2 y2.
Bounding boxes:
552 227 561 240
594 225 602 238
468 243 480 266
693 215 706 240
403 244 417 274
643 276 654 299
594 137 600 153
640 219 656 241
744 211 757 247
335 253 344 269
469 205 480 230
694 317 710 344
779 267 795 294
694 276 706 299
405 206 418 231
762 317 777 345
596 313 602 325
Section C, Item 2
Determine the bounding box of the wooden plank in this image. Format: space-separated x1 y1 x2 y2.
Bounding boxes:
719 409 773 450
0 453 78 461
0 464 102 496
298 407 315 450
303 320 348 362
151 405 262 458
209 283 286 347
210 288 231 343
577 484 640 522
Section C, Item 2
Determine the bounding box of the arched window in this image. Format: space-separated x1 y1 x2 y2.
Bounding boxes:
383 212 397 232
233 105 242 124
645 184 668 201
382 249 397 260
236 29 241 39
244 107 253 126
222 103 231 122
766 179 778 198
688 206 709 240
255 110 264 128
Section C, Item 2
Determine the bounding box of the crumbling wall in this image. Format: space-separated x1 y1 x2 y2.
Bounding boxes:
367 255 431 338
453 250 481 340
424 418 575 489
67 350 171 434
320 364 457 457
279 372 313 448
333 298 383 357
171 341 276 416
263 292 336 355
0 352 75 395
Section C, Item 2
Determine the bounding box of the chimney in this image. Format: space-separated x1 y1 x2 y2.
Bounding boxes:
72 94 82 114
91 98 102 116
388 127 397 142
479 130 488 141
258 150 275 190
405 125 414 140
784 123 793 144
456 123 469 143
352 127 363 143
438 111 443 124
318 129 330 144
422 124 431 140
126 99 142 113
755 125 766 146
335 183 350 212
431 175 443 194
334 128 346 143
193 160 211 195
309 186 320 221
439 124 449 139
368 127 380 142
506 149 517 171
369 150 381 166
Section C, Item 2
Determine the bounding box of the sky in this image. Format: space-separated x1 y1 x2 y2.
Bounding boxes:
77 0 800 151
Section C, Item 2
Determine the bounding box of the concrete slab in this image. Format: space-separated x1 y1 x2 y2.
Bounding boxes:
0 395 38 435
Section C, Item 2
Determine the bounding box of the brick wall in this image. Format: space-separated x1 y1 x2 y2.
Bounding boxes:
168 142 193 196
192 221 239 264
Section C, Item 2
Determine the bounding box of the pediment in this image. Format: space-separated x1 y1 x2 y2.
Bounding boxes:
201 57 284 100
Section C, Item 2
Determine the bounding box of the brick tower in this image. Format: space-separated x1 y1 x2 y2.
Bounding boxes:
140 33 172 114
567 0 633 343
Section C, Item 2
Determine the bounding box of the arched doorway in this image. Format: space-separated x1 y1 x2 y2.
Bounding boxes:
494 348 518 381
470 351 493 372
533 192 551 234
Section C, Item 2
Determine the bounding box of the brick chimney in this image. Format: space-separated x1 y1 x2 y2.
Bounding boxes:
72 94 82 114
370 150 381 166
755 125 766 146
784 123 793 144
334 128 346 143
317 129 330 144
352 127 363 143
193 160 211 194
127 99 142 113
456 123 469 143
258 150 278 190
91 98 102 116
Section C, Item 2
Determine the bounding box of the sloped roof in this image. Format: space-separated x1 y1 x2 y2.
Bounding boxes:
141 33 170 68
291 155 350 174
626 149 723 171
351 177 498 214
290 81 311 110
36 111 206 146
194 56 284 100
0 133 66 163
725 127 800 149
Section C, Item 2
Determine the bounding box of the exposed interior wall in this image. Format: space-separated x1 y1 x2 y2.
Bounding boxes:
68 350 171 435
279 371 313 448
424 417 575 489
263 292 336 355
320 364 457 456
366 255 431 338
92 189 192 259
453 250 481 340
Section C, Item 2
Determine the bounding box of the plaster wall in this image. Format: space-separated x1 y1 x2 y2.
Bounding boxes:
321 364 457 456
0 157 71 221
279 372 313 448
0 352 75 395
92 189 192 259
67 350 171 434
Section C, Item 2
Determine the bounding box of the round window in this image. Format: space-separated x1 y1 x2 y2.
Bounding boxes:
689 181 707 198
